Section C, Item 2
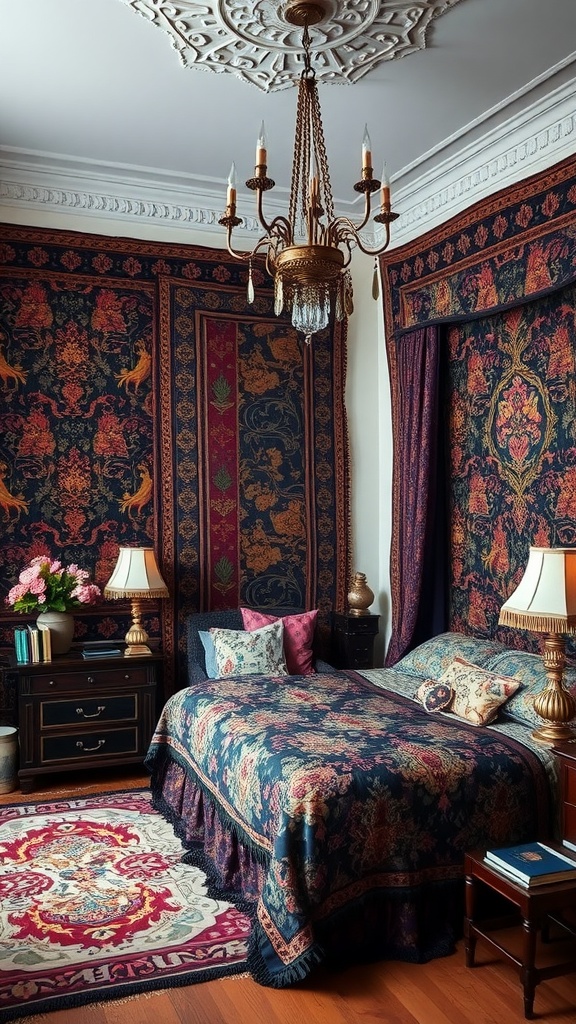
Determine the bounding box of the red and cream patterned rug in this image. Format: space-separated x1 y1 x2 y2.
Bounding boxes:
0 789 250 1021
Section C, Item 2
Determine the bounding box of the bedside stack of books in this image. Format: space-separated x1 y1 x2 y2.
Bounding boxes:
14 623 52 664
485 841 576 887
81 643 123 659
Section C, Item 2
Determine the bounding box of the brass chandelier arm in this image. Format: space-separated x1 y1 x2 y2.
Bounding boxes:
253 188 293 241
330 215 396 257
222 228 274 263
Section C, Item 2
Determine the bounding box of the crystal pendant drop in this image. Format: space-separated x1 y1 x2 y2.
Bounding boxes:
247 262 255 304
291 283 330 340
372 258 380 300
274 273 284 315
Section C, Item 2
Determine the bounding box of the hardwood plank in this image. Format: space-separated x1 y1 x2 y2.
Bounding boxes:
7 769 576 1024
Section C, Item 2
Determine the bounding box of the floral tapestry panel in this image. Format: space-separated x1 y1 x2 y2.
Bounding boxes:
380 156 576 336
447 283 576 655
0 270 155 648
160 279 350 680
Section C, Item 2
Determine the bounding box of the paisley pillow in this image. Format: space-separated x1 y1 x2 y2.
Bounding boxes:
210 620 288 678
395 632 509 681
241 607 318 675
484 648 576 727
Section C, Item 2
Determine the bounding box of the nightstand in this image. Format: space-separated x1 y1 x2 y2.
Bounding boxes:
553 743 576 846
464 849 576 1019
14 651 161 793
333 612 380 670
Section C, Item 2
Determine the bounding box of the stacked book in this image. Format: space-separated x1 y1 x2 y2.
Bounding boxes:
485 841 576 887
14 623 52 663
81 643 123 659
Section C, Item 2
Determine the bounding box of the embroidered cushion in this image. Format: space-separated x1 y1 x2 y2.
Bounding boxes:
241 607 318 675
210 620 288 678
419 681 454 713
395 632 509 681
483 648 576 727
431 657 520 726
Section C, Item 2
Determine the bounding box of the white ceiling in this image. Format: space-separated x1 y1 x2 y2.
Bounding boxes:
1 0 575 235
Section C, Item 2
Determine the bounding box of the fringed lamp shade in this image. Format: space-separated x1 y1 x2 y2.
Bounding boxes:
499 546 576 744
104 547 169 656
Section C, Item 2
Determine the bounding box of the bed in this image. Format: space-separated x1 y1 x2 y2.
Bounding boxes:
145 626 563 988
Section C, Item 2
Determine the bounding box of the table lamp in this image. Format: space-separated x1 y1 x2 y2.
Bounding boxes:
104 546 169 656
498 545 576 744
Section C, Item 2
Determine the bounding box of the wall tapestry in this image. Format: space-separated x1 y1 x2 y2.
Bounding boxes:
0 227 350 699
379 154 576 662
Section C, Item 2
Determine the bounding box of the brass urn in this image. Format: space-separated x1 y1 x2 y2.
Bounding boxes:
347 571 374 616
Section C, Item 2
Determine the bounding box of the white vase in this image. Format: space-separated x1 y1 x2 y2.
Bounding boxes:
36 611 75 655
0 727 18 794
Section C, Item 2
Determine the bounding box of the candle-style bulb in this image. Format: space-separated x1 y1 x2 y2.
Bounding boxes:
380 161 391 206
362 124 372 171
256 121 267 167
227 162 237 206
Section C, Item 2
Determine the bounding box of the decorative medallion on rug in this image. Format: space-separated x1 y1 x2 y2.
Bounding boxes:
0 789 250 1022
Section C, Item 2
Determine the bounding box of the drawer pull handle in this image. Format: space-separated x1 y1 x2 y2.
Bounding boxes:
87 676 95 684
76 706 105 719
76 739 105 752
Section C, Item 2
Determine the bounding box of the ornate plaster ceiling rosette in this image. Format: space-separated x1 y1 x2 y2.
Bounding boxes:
120 0 464 92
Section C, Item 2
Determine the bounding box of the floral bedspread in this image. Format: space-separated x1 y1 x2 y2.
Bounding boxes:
145 669 551 987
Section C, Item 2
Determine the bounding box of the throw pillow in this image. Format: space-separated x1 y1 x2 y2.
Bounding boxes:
210 620 288 678
198 630 219 679
418 681 454 713
241 607 318 675
435 657 520 726
483 648 576 728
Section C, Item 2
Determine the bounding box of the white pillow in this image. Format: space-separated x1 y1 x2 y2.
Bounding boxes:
210 620 288 677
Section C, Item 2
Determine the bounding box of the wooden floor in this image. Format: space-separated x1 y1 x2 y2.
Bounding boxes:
3 767 576 1024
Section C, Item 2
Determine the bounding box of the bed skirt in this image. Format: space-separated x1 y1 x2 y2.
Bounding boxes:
147 747 467 987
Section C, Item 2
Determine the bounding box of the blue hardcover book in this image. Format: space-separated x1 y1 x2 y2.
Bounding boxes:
486 842 576 886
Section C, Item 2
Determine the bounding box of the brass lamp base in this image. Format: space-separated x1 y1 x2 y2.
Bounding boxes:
531 633 576 745
124 599 152 657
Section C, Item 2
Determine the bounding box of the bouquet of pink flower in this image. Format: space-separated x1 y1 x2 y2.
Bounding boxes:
6 556 101 613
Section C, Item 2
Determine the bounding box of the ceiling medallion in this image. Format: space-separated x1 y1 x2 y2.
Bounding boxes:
120 0 464 92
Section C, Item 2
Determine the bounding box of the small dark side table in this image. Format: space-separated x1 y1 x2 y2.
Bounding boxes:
333 612 380 670
464 849 576 1019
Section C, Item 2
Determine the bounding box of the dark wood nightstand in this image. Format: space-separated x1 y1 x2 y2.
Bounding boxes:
333 612 380 670
553 742 576 846
14 651 161 793
464 849 576 1019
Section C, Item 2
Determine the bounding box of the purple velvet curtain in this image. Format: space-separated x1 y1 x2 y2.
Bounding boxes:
385 326 444 666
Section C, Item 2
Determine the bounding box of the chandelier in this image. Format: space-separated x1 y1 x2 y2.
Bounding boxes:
219 0 398 345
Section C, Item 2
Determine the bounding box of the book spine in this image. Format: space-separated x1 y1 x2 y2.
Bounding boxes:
27 625 41 663
37 623 52 662
14 627 26 663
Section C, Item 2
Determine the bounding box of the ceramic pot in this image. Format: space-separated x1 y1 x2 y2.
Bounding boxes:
36 610 75 655
347 571 374 616
0 726 18 794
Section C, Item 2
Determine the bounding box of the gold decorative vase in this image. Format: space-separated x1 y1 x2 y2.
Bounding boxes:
347 572 374 616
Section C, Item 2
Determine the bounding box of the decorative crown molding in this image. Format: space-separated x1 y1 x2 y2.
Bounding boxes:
119 0 463 92
1 79 573 246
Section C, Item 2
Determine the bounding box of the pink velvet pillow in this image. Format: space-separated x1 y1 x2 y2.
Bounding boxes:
240 608 318 675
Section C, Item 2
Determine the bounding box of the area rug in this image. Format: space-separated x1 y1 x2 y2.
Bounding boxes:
0 789 251 1022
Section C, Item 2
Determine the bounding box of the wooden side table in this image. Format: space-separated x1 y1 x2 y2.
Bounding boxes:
333 613 379 670
464 849 576 1019
14 651 161 792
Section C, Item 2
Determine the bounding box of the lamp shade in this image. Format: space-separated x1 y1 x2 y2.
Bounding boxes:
104 547 169 600
499 546 576 634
